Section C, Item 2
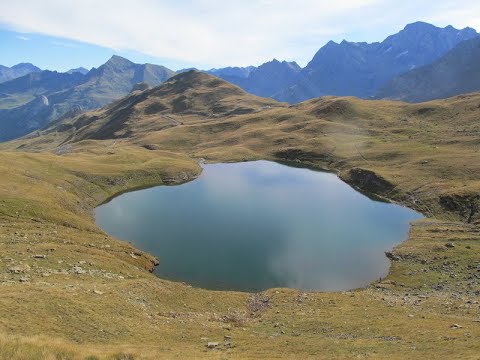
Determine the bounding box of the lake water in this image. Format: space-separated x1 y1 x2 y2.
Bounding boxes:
95 161 422 292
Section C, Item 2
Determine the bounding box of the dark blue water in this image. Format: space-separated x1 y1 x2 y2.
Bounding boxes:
95 161 422 292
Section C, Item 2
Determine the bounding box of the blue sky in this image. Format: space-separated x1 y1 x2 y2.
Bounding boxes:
1 0 479 72
0 30 191 71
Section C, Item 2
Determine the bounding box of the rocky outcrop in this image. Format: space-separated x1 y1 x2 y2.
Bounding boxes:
345 168 396 197
273 148 334 164
439 194 480 223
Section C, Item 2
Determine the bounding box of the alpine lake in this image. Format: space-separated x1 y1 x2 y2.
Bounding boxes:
95 161 422 292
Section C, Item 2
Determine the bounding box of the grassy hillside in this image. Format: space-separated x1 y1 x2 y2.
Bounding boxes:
0 71 479 359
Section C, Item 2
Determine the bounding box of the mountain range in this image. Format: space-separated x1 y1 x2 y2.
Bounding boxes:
274 22 477 102
208 60 301 98
198 22 478 103
0 56 175 141
2 21 480 142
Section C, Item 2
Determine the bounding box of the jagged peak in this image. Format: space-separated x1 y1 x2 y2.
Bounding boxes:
402 21 476 34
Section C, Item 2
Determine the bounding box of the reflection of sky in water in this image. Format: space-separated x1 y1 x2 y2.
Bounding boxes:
95 161 422 291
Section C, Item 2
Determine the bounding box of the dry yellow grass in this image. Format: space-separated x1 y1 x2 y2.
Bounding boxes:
0 72 479 359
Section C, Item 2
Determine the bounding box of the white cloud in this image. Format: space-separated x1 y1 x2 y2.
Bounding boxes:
16 35 30 41
1 0 479 68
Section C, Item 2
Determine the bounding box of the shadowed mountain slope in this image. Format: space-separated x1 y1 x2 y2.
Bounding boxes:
377 36 480 102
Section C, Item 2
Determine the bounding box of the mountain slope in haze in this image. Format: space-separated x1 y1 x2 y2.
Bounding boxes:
0 63 41 83
275 22 478 103
376 36 480 102
210 59 301 98
34 70 281 143
67 67 89 75
0 56 176 141
207 66 255 79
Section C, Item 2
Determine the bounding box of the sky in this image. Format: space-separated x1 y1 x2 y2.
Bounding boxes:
1 0 479 72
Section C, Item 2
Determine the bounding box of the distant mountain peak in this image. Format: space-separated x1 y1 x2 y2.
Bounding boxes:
0 63 41 83
104 55 134 68
403 21 437 30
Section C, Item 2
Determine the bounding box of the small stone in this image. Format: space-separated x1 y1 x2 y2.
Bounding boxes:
206 342 219 349
224 335 232 340
451 324 462 329
445 243 455 248
93 289 103 295
33 254 46 259
19 277 29 282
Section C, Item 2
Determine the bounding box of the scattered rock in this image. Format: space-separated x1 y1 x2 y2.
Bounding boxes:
8 264 30 274
451 324 463 329
72 266 86 275
33 254 46 259
248 293 271 314
206 342 219 349
445 243 455 248
93 289 103 295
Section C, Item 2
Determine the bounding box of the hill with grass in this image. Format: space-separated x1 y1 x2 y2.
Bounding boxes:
0 70 479 359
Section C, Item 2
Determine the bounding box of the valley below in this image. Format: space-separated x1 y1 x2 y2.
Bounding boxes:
0 71 479 359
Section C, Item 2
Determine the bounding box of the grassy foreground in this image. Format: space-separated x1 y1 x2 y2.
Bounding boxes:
0 73 479 358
